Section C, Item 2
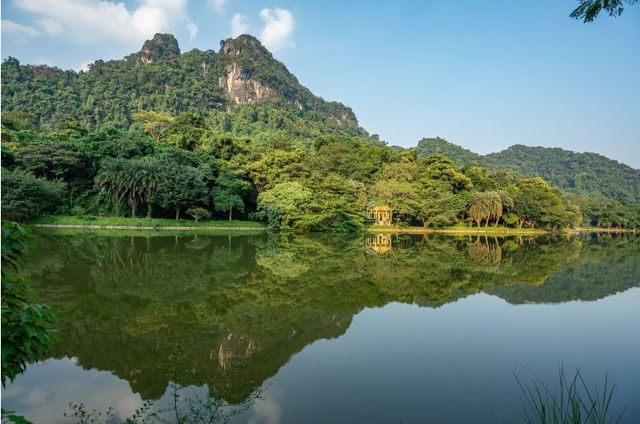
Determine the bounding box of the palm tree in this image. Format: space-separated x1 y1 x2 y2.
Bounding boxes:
467 193 491 227
95 158 163 218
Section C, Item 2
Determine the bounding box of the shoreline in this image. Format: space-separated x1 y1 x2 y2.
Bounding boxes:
32 224 269 231
366 226 637 236
31 223 637 235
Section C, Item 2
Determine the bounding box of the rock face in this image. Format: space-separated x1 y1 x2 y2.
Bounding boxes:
217 36 279 105
137 33 180 64
218 62 275 105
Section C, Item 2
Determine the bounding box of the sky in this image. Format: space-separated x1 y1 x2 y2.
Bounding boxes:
2 0 639 168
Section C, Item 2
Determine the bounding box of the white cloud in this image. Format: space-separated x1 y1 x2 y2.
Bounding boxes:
1 20 40 37
12 0 198 48
186 21 198 40
210 0 226 13
37 18 65 36
230 13 249 38
259 8 294 52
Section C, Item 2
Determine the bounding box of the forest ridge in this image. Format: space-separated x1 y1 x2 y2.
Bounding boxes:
1 33 639 230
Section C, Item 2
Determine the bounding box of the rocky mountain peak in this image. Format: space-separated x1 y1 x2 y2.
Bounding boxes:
219 35 268 57
137 33 181 64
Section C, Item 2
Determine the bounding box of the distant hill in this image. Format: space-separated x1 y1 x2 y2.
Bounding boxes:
417 138 640 202
416 137 482 167
1 33 364 137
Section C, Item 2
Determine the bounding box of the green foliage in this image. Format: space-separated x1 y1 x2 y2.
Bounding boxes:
513 178 577 229
212 168 249 220
1 34 361 137
416 137 481 167
256 181 313 230
1 222 58 385
418 139 640 204
95 157 163 217
156 163 209 220
570 0 638 22
1 168 66 221
186 207 212 224
485 145 640 203
2 34 638 231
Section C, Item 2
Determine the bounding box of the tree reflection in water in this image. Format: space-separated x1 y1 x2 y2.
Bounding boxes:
23 231 640 407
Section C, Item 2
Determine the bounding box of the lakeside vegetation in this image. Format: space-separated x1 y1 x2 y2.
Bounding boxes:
2 34 639 234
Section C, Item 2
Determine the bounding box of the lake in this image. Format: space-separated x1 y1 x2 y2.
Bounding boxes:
3 231 639 423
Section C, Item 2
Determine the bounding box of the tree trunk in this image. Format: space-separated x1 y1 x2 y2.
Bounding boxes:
229 206 233 221
175 207 180 220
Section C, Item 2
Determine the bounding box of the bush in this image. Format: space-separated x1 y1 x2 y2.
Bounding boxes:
1 168 66 221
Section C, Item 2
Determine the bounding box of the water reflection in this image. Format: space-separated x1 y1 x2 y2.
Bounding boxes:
5 231 640 422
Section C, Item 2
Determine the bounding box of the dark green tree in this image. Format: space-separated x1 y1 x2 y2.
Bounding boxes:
1 168 66 221
212 169 249 221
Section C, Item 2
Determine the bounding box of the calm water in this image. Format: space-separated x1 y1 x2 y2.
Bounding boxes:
3 231 639 423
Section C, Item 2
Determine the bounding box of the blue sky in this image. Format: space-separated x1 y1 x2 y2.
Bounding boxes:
2 0 639 168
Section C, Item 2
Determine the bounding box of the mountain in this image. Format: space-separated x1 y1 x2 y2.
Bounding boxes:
416 138 640 202
416 137 482 167
485 145 640 202
1 33 363 136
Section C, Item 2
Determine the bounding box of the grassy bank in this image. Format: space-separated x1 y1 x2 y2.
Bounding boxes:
366 225 548 236
366 224 636 236
31 215 266 231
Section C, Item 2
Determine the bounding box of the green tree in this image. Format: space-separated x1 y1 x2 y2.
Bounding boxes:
256 181 313 230
417 183 466 227
132 111 174 143
420 153 473 192
1 168 66 221
156 164 208 219
95 157 162 217
15 141 81 181
186 207 211 225
513 178 573 229
212 168 249 221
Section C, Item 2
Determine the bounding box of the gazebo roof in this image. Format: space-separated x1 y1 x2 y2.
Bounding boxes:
367 204 392 211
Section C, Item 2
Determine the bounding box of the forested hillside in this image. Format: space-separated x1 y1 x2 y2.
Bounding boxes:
485 145 640 203
417 138 640 203
1 33 363 138
2 34 639 231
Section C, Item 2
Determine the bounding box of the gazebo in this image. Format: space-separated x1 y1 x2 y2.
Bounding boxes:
366 205 393 225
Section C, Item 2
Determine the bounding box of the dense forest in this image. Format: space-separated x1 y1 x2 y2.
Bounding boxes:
2 34 639 231
417 137 640 203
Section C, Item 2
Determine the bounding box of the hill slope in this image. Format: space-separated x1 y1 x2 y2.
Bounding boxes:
416 138 640 202
485 145 640 202
1 33 363 137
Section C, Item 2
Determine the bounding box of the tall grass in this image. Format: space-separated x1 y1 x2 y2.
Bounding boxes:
513 366 626 424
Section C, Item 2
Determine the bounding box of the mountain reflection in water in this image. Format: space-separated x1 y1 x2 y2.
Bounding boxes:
4 231 639 423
